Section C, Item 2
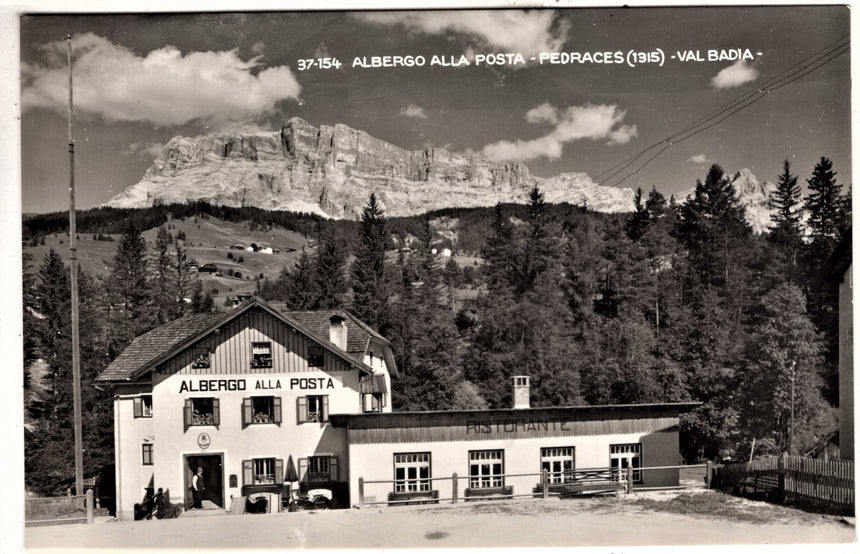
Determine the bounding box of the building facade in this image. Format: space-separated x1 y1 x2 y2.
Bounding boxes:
96 299 395 519
98 299 694 519
331 398 691 505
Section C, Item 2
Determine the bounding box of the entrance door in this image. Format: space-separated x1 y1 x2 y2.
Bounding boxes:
184 454 224 508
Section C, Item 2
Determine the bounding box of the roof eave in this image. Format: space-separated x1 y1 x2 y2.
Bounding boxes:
127 298 374 380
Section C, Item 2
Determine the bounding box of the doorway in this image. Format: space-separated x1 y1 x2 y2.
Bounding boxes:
184 453 224 509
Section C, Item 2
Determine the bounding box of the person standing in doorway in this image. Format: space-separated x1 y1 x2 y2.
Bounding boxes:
192 467 205 509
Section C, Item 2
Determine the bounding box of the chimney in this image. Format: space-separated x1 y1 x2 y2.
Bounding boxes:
512 375 530 409
329 315 347 351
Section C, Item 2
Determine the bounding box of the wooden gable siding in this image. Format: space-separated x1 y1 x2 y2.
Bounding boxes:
160 308 354 376
346 413 679 445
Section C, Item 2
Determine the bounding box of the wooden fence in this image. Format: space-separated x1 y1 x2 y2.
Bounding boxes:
715 454 853 515
25 489 94 527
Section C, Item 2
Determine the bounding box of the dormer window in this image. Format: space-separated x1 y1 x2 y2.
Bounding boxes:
251 342 272 369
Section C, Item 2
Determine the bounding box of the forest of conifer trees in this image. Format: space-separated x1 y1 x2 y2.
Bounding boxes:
23 158 851 492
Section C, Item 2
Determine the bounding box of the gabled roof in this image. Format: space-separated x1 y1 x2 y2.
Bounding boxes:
95 298 374 383
287 309 387 355
287 309 398 377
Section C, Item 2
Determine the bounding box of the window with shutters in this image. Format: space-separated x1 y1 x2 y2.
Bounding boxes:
251 342 273 369
242 396 282 426
394 453 431 493
133 395 153 418
307 344 325 368
540 447 574 484
242 458 284 494
610 443 642 483
141 443 153 465
298 456 338 484
297 395 329 423
184 397 220 429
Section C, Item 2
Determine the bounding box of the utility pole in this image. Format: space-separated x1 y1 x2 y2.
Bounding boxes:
68 34 84 499
788 360 796 455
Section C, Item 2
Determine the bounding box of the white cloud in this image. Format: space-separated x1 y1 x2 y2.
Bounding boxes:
481 103 637 163
22 33 302 126
711 60 759 89
356 10 569 55
688 154 710 164
525 102 559 125
400 104 428 119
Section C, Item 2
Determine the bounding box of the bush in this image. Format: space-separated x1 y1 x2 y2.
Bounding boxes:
227 252 234 260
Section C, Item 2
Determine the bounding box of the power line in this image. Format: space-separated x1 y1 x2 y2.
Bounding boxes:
584 36 849 204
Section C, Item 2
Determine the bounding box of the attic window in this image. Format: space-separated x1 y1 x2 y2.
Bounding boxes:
308 344 324 368
192 347 211 369
251 342 273 369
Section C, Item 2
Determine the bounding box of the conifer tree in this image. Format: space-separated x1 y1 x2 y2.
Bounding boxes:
314 227 348 309
804 157 845 268
625 187 650 241
770 160 803 241
173 237 195 316
389 217 477 410
189 280 214 313
349 193 391 331
481 203 514 291
285 248 320 310
152 226 177 323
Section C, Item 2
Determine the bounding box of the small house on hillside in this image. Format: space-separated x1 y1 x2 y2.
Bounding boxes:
198 264 218 274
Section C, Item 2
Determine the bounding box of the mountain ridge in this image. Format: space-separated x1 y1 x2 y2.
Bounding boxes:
105 117 775 232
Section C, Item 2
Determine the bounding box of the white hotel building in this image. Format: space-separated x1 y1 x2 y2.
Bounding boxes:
96 298 694 519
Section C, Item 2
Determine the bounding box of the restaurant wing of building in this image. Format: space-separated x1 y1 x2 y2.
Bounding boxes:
95 298 395 519
330 399 698 506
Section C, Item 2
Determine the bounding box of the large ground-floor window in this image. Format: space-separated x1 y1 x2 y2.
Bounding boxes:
253 458 276 485
610 443 642 483
394 453 431 493
469 450 504 489
541 447 574 484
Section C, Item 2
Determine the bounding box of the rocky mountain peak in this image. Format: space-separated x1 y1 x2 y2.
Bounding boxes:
105 119 776 232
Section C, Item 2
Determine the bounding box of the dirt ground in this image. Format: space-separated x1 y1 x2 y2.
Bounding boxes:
23 489 856 552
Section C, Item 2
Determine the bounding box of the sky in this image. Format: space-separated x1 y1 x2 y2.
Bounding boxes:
17 6 852 214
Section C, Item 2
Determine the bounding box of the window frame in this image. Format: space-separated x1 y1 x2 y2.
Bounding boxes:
191 347 211 369
307 343 325 368
468 449 504 489
242 458 284 494
251 342 273 369
242 395 282 427
610 443 643 483
141 443 153 465
184 397 220 431
253 458 276 485
540 446 575 484
299 455 338 483
393 452 432 493
133 395 153 418
297 395 329 423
